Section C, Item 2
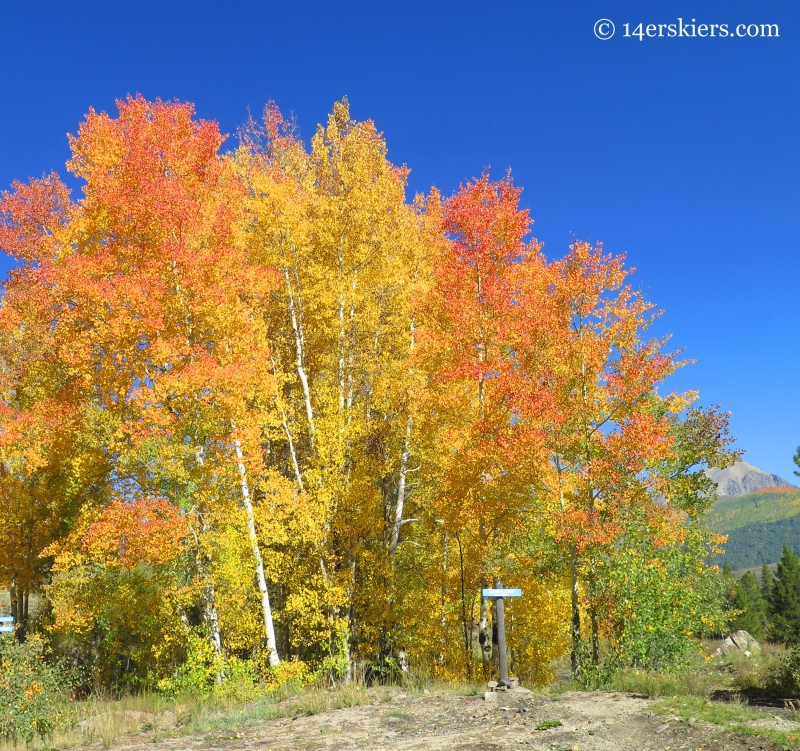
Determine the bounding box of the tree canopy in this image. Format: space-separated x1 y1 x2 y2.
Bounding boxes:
0 95 738 689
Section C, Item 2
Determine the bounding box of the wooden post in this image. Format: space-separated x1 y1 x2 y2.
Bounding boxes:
495 581 510 688
481 584 520 689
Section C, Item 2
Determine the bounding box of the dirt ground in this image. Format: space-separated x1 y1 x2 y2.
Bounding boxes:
98 690 795 751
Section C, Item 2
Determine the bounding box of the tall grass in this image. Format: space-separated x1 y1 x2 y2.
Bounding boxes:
0 672 485 751
561 640 785 699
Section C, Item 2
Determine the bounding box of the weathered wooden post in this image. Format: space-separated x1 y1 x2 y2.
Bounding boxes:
481 583 521 688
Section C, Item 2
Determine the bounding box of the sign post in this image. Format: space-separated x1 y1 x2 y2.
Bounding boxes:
0 615 13 634
481 584 521 689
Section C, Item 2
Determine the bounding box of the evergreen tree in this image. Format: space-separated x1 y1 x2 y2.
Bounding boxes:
769 545 800 645
761 563 775 603
761 563 775 634
721 562 737 605
729 571 767 639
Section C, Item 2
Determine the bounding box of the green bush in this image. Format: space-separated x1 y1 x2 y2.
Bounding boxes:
0 633 76 743
599 527 726 673
155 628 225 697
156 629 269 703
767 644 800 696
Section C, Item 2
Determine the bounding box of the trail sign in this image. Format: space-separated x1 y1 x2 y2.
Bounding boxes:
0 616 13 622
482 588 521 598
0 615 13 634
481 584 520 689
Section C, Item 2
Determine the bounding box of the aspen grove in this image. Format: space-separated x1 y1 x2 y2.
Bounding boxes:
0 96 736 693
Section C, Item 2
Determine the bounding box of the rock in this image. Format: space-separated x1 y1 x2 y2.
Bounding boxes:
384 730 398 739
484 691 497 701
745 650 752 658
688 716 697 726
655 723 670 734
487 681 498 689
509 677 519 688
721 630 761 654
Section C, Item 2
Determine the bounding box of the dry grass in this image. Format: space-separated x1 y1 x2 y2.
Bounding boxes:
550 639 786 700
3 639 786 750
0 677 484 751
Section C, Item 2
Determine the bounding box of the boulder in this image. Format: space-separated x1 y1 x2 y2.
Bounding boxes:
721 630 761 654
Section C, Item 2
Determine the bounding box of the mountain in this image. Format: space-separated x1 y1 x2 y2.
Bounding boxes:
705 460 796 498
704 462 800 571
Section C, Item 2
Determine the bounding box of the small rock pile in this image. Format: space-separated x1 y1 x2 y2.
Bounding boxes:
484 677 531 700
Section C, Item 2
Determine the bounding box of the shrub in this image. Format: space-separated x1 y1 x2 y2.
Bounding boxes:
265 658 313 692
600 529 725 672
155 628 224 697
211 657 261 702
767 644 800 696
0 633 76 743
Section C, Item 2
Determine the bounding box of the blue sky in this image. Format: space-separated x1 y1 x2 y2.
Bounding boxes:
1 0 798 478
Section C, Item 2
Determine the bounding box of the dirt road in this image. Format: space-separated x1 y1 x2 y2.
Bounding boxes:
100 690 792 751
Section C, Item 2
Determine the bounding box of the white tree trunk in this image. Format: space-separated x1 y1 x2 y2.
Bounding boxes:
479 578 491 670
193 445 224 677
285 268 316 452
204 579 224 684
388 317 417 559
234 436 280 666
280 405 305 494
388 415 413 558
270 355 304 493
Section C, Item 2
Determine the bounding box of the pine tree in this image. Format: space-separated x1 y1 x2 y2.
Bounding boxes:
721 562 737 605
761 563 775 602
729 571 766 640
769 545 800 645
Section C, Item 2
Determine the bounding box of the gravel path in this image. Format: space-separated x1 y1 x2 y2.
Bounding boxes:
93 691 790 751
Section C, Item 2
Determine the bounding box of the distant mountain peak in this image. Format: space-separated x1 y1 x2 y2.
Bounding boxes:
706 460 797 497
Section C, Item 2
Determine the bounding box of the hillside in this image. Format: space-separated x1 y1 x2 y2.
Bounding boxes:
714 514 800 569
706 487 800 532
706 487 800 570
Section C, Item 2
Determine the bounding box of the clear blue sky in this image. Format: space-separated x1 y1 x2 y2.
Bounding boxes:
1 1 798 478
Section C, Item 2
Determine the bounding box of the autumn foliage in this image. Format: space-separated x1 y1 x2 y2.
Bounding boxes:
0 96 737 691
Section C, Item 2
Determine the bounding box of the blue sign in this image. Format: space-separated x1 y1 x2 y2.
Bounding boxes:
482 588 522 598
0 626 12 633
0 616 14 623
